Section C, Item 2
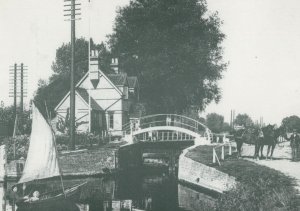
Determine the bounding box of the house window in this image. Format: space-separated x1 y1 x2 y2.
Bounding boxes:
108 112 114 129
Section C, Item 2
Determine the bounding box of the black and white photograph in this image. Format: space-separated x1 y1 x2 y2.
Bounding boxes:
1 0 300 210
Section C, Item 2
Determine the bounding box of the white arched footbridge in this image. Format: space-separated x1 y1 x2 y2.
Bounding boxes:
123 114 212 145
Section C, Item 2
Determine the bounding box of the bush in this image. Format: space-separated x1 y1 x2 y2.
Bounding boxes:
55 132 106 149
2 135 30 160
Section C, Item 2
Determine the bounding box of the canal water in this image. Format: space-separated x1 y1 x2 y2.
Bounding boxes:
1 169 216 211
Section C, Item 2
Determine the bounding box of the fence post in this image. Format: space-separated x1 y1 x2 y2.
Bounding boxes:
221 145 225 160
213 148 216 164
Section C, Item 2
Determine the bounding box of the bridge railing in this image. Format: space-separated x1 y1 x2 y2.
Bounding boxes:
123 114 212 140
135 130 196 142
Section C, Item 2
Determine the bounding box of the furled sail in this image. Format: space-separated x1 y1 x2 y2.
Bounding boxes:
18 104 60 184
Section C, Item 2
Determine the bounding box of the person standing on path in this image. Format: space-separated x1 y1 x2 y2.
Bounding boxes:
289 129 300 161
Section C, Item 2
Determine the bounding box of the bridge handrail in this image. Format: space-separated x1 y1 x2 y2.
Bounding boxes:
137 121 200 132
123 114 212 140
139 114 207 128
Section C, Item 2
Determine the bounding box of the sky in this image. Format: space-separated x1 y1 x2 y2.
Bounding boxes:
1 0 300 125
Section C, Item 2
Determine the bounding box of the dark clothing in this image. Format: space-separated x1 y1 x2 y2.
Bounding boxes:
289 134 300 161
289 134 300 148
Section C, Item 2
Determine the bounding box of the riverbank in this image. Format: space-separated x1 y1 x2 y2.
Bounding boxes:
184 144 300 210
6 141 127 179
59 141 128 176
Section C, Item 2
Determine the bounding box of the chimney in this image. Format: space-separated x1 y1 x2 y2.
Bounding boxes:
89 50 100 88
110 58 119 74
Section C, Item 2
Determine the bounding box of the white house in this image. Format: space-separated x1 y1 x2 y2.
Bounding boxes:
54 51 139 136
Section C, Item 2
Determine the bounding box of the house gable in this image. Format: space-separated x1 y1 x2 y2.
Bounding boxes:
76 70 123 96
55 91 89 112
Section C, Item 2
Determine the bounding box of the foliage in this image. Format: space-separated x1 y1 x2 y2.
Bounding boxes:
55 133 107 150
234 113 254 127
187 146 298 210
129 102 147 118
205 113 230 133
1 135 30 160
56 108 87 134
217 160 298 211
181 106 205 123
109 0 227 114
34 38 111 117
1 132 108 160
0 105 31 136
50 38 89 82
206 113 224 133
281 115 300 132
222 122 231 132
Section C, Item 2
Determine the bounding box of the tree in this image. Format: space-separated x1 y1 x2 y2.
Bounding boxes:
222 122 231 132
281 115 300 132
109 0 227 114
34 38 111 117
206 113 224 133
0 105 31 136
182 106 205 123
234 114 254 128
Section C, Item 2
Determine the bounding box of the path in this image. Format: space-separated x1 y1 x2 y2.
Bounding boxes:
242 142 300 193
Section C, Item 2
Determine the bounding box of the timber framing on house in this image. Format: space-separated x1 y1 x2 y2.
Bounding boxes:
54 56 139 137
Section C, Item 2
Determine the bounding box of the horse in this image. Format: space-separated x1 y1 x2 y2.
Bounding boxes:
231 127 260 158
254 125 286 160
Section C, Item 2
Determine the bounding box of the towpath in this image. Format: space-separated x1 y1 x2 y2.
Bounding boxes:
242 142 300 193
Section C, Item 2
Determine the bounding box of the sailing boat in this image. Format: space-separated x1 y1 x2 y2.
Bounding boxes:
15 103 86 208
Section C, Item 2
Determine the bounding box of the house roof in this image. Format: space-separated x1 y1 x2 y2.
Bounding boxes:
128 76 138 88
107 74 128 86
76 71 123 96
76 88 103 111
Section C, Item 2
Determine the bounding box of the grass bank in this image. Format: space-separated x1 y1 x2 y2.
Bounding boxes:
186 145 299 211
186 144 233 165
58 142 126 176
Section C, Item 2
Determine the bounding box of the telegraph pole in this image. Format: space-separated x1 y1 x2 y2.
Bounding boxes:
13 64 17 117
64 0 81 150
9 63 27 118
88 0 91 133
20 63 24 113
70 0 76 150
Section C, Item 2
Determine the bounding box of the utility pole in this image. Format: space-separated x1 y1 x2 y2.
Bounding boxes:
13 64 17 117
88 0 91 133
70 0 76 150
230 110 232 129
64 0 81 150
9 63 27 118
230 109 235 129
20 63 24 113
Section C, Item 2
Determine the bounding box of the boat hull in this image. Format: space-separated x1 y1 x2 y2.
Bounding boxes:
16 182 86 209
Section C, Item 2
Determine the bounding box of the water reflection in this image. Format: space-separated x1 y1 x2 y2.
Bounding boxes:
3 169 216 211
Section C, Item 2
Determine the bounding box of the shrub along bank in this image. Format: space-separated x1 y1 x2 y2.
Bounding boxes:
0 133 113 161
216 160 298 211
186 145 299 211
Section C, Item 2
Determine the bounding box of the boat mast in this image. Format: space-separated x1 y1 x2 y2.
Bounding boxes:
44 102 66 197
53 134 66 198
